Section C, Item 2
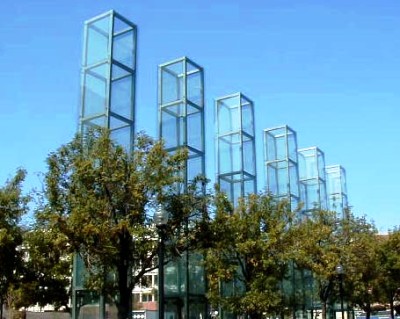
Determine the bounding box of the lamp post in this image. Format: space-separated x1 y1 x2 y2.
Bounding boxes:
336 264 344 319
154 207 169 319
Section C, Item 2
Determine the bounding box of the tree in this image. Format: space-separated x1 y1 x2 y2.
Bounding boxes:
8 227 71 311
0 169 29 318
38 129 195 319
295 210 379 319
340 216 379 319
294 210 342 319
378 228 400 319
205 192 298 319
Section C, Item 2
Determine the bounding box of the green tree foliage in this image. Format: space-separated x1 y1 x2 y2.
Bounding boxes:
0 169 29 315
9 227 71 311
295 210 378 319
340 216 379 319
294 210 341 319
377 229 400 319
37 129 193 319
205 192 298 319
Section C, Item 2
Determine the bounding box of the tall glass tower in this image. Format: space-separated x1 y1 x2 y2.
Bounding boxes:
159 57 207 319
298 147 327 217
325 165 348 219
79 10 137 150
216 92 257 206
73 10 137 319
263 125 300 210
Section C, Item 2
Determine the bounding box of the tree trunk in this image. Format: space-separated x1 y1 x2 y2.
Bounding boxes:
366 303 371 319
116 230 132 319
321 301 327 319
116 264 131 319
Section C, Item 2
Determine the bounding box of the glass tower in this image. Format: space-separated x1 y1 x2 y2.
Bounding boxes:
159 57 206 319
79 10 137 151
216 92 257 206
325 165 348 219
298 147 327 217
73 10 137 319
264 125 300 210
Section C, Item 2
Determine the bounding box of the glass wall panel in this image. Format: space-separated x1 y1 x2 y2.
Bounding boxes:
113 30 135 69
113 16 131 34
287 130 298 163
86 16 110 66
109 115 130 130
111 75 133 118
161 62 184 105
187 111 202 152
82 116 107 130
83 63 109 117
243 137 255 175
217 96 240 134
219 133 241 174
289 162 299 197
325 165 348 216
189 254 205 294
187 71 202 107
161 110 181 150
110 126 131 151
187 156 202 182
241 98 254 136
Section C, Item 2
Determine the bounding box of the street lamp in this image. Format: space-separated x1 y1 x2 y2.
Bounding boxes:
154 207 169 319
336 264 344 319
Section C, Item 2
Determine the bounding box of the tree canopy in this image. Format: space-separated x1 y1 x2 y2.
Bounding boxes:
36 129 197 319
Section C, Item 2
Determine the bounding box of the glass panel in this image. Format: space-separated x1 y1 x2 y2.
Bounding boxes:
320 181 327 209
161 62 184 104
241 98 254 136
161 109 182 150
267 161 288 196
243 138 255 175
86 16 110 66
187 156 202 183
188 254 205 294
290 196 299 211
111 75 133 119
81 117 107 137
244 179 256 196
265 131 277 162
112 63 131 80
83 63 108 117
299 149 318 180
113 16 132 34
219 133 241 174
219 179 233 203
287 129 298 163
113 30 135 69
187 71 202 107
233 182 241 206
276 134 288 161
187 111 202 152
289 161 299 197
217 96 240 134
110 115 130 130
341 167 347 194
165 262 180 295
110 126 131 151
317 149 326 180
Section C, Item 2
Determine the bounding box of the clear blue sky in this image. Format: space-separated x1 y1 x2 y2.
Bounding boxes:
1 0 399 233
